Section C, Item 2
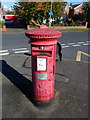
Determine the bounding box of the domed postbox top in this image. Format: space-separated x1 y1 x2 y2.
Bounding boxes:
25 20 62 40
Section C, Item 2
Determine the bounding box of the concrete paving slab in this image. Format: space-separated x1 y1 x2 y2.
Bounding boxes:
0 55 88 118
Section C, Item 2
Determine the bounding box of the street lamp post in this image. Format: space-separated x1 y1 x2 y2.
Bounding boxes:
49 0 52 28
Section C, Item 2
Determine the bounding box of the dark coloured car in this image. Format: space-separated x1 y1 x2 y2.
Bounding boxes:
5 19 13 25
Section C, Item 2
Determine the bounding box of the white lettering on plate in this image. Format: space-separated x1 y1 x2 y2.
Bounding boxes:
37 58 46 71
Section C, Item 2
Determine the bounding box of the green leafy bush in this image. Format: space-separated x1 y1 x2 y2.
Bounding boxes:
70 21 82 26
52 22 69 26
51 21 83 27
70 21 76 26
29 20 83 28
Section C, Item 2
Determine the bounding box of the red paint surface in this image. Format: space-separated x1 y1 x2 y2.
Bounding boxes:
31 42 56 101
25 26 62 101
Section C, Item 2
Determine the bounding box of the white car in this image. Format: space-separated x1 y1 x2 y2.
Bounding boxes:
5 19 13 25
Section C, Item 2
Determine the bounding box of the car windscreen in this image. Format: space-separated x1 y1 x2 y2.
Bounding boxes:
5 19 11 21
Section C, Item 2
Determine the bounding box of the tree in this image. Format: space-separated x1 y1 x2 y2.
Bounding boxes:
82 2 90 27
82 2 90 23
5 10 15 15
13 2 66 26
52 2 66 18
0 1 1 8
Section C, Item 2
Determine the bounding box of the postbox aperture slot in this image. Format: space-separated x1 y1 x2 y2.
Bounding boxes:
32 51 52 56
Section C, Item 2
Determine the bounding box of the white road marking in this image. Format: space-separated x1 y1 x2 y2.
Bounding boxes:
77 42 85 44
83 43 89 45
0 50 9 56
72 44 81 47
0 52 9 56
1 41 88 55
12 48 28 51
68 43 75 45
0 50 8 53
14 50 29 54
62 46 70 48
61 44 66 46
86 41 90 43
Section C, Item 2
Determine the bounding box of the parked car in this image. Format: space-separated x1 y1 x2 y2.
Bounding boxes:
5 19 13 25
52 18 66 24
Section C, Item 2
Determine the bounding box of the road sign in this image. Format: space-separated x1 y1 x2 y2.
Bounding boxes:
48 12 53 15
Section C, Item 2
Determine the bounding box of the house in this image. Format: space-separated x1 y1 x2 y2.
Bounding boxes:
73 4 83 14
65 3 83 18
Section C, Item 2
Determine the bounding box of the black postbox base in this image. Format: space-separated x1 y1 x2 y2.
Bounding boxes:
33 98 54 107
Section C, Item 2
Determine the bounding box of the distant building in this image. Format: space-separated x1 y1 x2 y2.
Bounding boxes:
65 3 83 18
73 4 83 14
0 4 6 20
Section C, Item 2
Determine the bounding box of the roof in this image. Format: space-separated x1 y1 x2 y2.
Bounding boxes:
73 4 83 9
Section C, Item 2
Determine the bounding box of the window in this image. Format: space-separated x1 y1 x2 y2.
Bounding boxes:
76 10 80 14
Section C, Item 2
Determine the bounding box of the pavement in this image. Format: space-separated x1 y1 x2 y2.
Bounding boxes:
0 54 88 119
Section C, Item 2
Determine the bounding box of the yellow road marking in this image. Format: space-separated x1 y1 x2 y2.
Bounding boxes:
76 51 90 61
76 51 81 61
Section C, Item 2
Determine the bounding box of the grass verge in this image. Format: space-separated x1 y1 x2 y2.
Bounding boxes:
59 29 90 32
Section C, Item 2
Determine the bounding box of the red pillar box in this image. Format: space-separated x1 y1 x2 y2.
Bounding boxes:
25 20 62 106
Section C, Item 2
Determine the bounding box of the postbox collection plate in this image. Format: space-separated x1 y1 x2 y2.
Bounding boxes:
37 58 46 71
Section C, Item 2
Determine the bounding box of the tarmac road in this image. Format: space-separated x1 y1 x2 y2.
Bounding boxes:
1 30 89 62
